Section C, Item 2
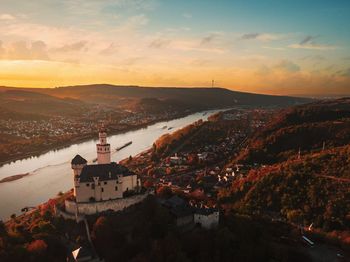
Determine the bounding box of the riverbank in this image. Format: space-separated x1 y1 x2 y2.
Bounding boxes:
0 109 202 167
0 173 30 183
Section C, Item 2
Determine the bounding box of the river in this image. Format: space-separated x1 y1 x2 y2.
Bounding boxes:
0 109 224 220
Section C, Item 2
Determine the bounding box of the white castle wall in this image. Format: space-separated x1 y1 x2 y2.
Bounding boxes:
75 177 124 203
75 174 139 203
65 192 150 215
122 175 139 192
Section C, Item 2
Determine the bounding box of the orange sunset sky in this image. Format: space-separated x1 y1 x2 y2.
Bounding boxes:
0 0 349 96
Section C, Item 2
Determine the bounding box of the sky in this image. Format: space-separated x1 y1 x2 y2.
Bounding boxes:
0 0 349 95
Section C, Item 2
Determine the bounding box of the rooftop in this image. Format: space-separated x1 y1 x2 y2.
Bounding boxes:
79 162 135 182
71 154 87 165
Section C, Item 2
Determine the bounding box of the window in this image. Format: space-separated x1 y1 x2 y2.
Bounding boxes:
86 183 89 187
115 186 118 191
101 188 104 192
98 182 100 186
104 181 107 185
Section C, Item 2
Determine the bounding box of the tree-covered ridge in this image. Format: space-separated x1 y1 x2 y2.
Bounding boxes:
220 145 350 234
236 98 350 164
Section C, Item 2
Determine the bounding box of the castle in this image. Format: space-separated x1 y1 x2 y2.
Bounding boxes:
71 126 140 203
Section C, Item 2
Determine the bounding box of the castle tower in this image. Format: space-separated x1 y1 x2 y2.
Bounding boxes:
71 154 87 196
96 126 111 164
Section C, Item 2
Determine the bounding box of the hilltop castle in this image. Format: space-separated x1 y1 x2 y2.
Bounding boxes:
70 127 140 203
62 127 147 218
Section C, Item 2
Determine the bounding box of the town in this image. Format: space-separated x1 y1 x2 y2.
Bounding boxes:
0 105 192 164
123 108 274 205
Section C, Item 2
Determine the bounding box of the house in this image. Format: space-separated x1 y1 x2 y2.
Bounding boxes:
164 195 186 208
170 153 182 165
197 152 208 161
194 208 219 229
171 206 194 227
162 196 220 229
163 195 193 227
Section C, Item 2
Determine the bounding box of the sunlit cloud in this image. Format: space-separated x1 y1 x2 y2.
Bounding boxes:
52 41 88 53
0 40 49 60
99 43 119 55
0 13 15 20
149 38 171 49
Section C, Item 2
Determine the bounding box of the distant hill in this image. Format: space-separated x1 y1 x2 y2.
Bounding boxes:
21 84 311 109
0 88 87 117
235 98 350 164
0 85 312 119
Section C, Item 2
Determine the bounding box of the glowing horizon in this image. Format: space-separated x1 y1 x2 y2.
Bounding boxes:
0 0 349 95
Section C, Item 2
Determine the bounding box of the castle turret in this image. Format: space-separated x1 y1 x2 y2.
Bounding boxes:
96 126 111 164
71 154 87 196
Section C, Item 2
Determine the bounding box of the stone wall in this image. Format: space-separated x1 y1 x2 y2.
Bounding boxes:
54 206 85 222
65 192 150 216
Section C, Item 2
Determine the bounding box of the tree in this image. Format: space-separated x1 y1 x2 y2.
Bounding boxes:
156 186 173 198
143 180 154 188
0 220 6 236
27 239 47 254
287 209 303 224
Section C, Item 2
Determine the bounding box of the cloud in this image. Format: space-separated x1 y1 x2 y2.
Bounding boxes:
241 33 284 42
241 33 260 40
274 59 300 72
299 35 317 45
31 41 50 60
120 14 149 30
53 41 88 52
190 58 212 66
149 38 171 49
0 41 5 57
289 43 336 50
262 46 285 51
200 34 218 46
255 65 271 76
0 14 16 20
338 68 350 78
301 55 325 61
289 35 336 50
3 40 49 60
182 13 192 19
122 56 144 65
100 43 118 55
171 39 225 53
